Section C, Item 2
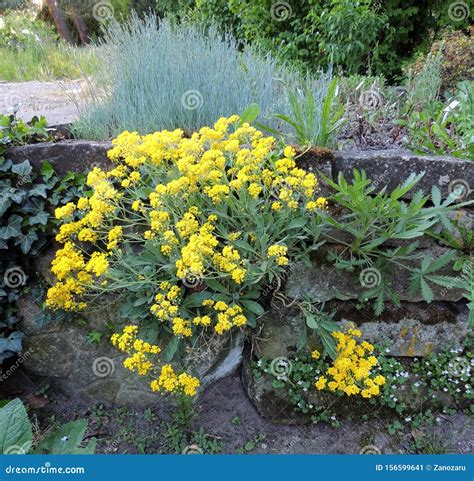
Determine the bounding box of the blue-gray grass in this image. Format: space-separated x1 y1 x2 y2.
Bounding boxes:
71 13 334 142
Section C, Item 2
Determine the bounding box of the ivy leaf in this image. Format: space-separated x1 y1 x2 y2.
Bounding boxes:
28 184 48 199
11 160 32 177
28 211 49 226
0 197 12 216
40 161 55 181
16 230 38 254
0 215 22 240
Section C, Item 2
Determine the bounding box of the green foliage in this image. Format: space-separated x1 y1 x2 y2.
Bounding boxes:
251 337 473 427
0 11 98 82
0 398 32 454
323 170 472 315
408 27 474 94
298 299 338 359
192 0 463 80
0 398 95 454
34 419 96 454
399 81 474 159
0 113 85 365
403 51 443 114
264 75 345 148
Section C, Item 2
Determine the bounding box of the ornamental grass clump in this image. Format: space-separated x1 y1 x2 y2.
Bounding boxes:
71 14 293 140
46 115 327 395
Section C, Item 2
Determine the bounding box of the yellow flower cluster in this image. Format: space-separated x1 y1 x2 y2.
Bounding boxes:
267 244 289 266
111 325 161 376
46 242 108 310
315 324 386 398
150 364 200 396
198 299 247 334
47 115 328 398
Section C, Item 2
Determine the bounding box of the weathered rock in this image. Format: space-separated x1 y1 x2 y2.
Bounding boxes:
332 150 474 201
17 292 245 406
285 246 465 303
6 140 112 176
253 301 469 359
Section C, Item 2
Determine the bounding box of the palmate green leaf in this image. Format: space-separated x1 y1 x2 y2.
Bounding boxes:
426 275 460 289
424 249 457 274
33 419 96 454
420 278 434 303
390 171 425 201
431 185 441 207
0 398 32 454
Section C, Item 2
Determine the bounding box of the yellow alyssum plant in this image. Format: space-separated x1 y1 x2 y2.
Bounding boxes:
46 115 327 395
315 324 386 398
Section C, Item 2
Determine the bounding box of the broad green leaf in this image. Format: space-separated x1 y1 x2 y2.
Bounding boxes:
0 398 32 454
239 299 265 316
34 419 96 454
163 336 180 362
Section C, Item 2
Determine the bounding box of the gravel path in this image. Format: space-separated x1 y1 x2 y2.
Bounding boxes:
0 79 85 125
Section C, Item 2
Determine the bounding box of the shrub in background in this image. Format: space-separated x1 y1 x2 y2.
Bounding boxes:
409 27 474 94
191 0 465 81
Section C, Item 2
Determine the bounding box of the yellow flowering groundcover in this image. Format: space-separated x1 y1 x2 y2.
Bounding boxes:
46 115 330 397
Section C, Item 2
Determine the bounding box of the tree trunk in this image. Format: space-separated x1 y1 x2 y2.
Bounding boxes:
45 0 73 44
70 4 90 44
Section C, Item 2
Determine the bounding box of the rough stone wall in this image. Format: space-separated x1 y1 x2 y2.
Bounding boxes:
6 141 473 412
